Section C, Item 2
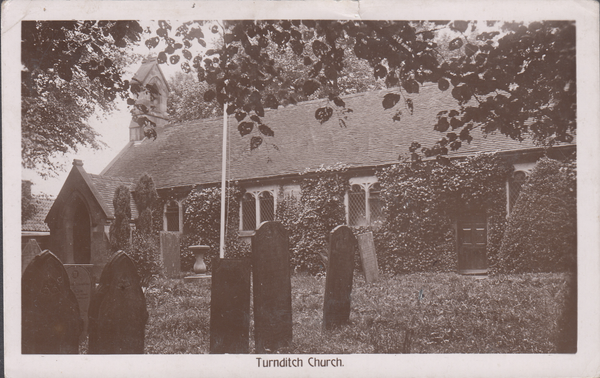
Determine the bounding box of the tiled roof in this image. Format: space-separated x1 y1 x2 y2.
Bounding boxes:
89 174 139 219
102 84 556 189
22 196 54 232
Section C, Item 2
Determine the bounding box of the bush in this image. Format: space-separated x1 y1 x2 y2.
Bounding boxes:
125 232 163 287
497 157 577 273
109 185 132 252
182 185 250 272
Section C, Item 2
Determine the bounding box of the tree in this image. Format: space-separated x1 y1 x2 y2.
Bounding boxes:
144 20 575 157
21 21 143 176
132 173 158 235
167 71 223 122
109 185 132 251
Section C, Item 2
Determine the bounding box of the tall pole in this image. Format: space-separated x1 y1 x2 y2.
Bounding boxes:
219 102 227 259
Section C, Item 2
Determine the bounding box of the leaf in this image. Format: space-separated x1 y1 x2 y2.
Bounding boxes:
250 136 263 150
382 93 401 110
203 90 216 102
238 121 254 137
182 49 192 60
57 63 73 82
157 51 167 64
392 110 402 122
127 98 136 105
250 115 262 123
258 124 274 137
264 94 279 110
145 37 160 49
464 43 478 57
211 25 219 34
450 20 469 33
169 55 180 64
402 79 420 94
434 117 450 132
303 56 313 66
303 79 320 96
235 111 247 122
448 37 463 51
314 107 333 124
438 78 450 91
374 64 387 80
255 105 265 117
406 99 414 114
333 97 345 107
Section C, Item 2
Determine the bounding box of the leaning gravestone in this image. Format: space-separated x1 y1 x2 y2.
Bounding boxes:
22 239 42 275
210 258 251 354
357 232 380 284
159 231 181 277
88 251 148 354
64 264 94 335
252 221 292 353
323 225 357 330
22 250 82 354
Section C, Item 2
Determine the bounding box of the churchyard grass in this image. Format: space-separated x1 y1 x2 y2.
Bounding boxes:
143 272 572 354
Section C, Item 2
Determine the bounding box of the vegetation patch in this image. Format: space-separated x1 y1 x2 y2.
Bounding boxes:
144 272 572 354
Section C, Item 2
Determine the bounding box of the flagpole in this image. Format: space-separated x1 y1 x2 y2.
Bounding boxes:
219 102 227 259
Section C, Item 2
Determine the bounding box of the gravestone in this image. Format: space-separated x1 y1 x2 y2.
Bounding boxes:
64 264 94 335
357 232 380 284
88 251 148 354
22 239 42 274
22 250 82 354
159 231 181 277
323 225 357 330
210 258 251 354
252 221 292 353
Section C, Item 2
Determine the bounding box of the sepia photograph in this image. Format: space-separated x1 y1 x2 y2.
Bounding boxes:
3 1 600 377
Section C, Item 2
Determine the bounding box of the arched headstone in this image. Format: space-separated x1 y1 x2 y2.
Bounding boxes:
88 251 148 354
22 250 82 354
323 225 357 330
210 258 251 354
252 221 292 353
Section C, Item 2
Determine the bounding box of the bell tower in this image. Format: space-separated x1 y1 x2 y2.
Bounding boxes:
129 57 170 142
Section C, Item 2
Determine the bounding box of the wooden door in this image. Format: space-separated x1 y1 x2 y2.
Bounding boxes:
457 215 487 274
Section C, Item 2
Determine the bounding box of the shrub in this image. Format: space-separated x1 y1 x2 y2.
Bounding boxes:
497 157 577 273
125 231 163 287
109 185 132 252
182 184 250 272
133 174 159 234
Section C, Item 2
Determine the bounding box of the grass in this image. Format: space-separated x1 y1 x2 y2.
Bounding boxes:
143 271 574 354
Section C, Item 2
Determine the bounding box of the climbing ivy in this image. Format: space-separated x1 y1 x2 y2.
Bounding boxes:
376 153 511 274
182 184 250 272
277 164 349 274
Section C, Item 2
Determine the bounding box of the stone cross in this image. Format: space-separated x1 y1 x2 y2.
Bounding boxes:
323 225 357 330
22 250 82 354
252 221 293 353
209 258 251 354
88 251 148 354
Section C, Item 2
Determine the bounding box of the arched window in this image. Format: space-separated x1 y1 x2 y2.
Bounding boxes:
259 191 275 223
508 171 528 213
242 193 256 231
165 200 180 232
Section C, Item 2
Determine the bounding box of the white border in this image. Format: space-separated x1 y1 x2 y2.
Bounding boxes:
3 1 599 377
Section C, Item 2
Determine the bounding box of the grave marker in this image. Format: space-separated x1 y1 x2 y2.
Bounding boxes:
357 232 380 284
323 225 357 330
22 250 82 354
252 221 292 353
210 258 251 354
88 251 148 354
159 231 181 277
22 239 42 274
64 264 94 335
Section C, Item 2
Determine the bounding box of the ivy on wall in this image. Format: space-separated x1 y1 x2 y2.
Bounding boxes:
277 164 349 274
376 153 512 274
181 184 250 272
